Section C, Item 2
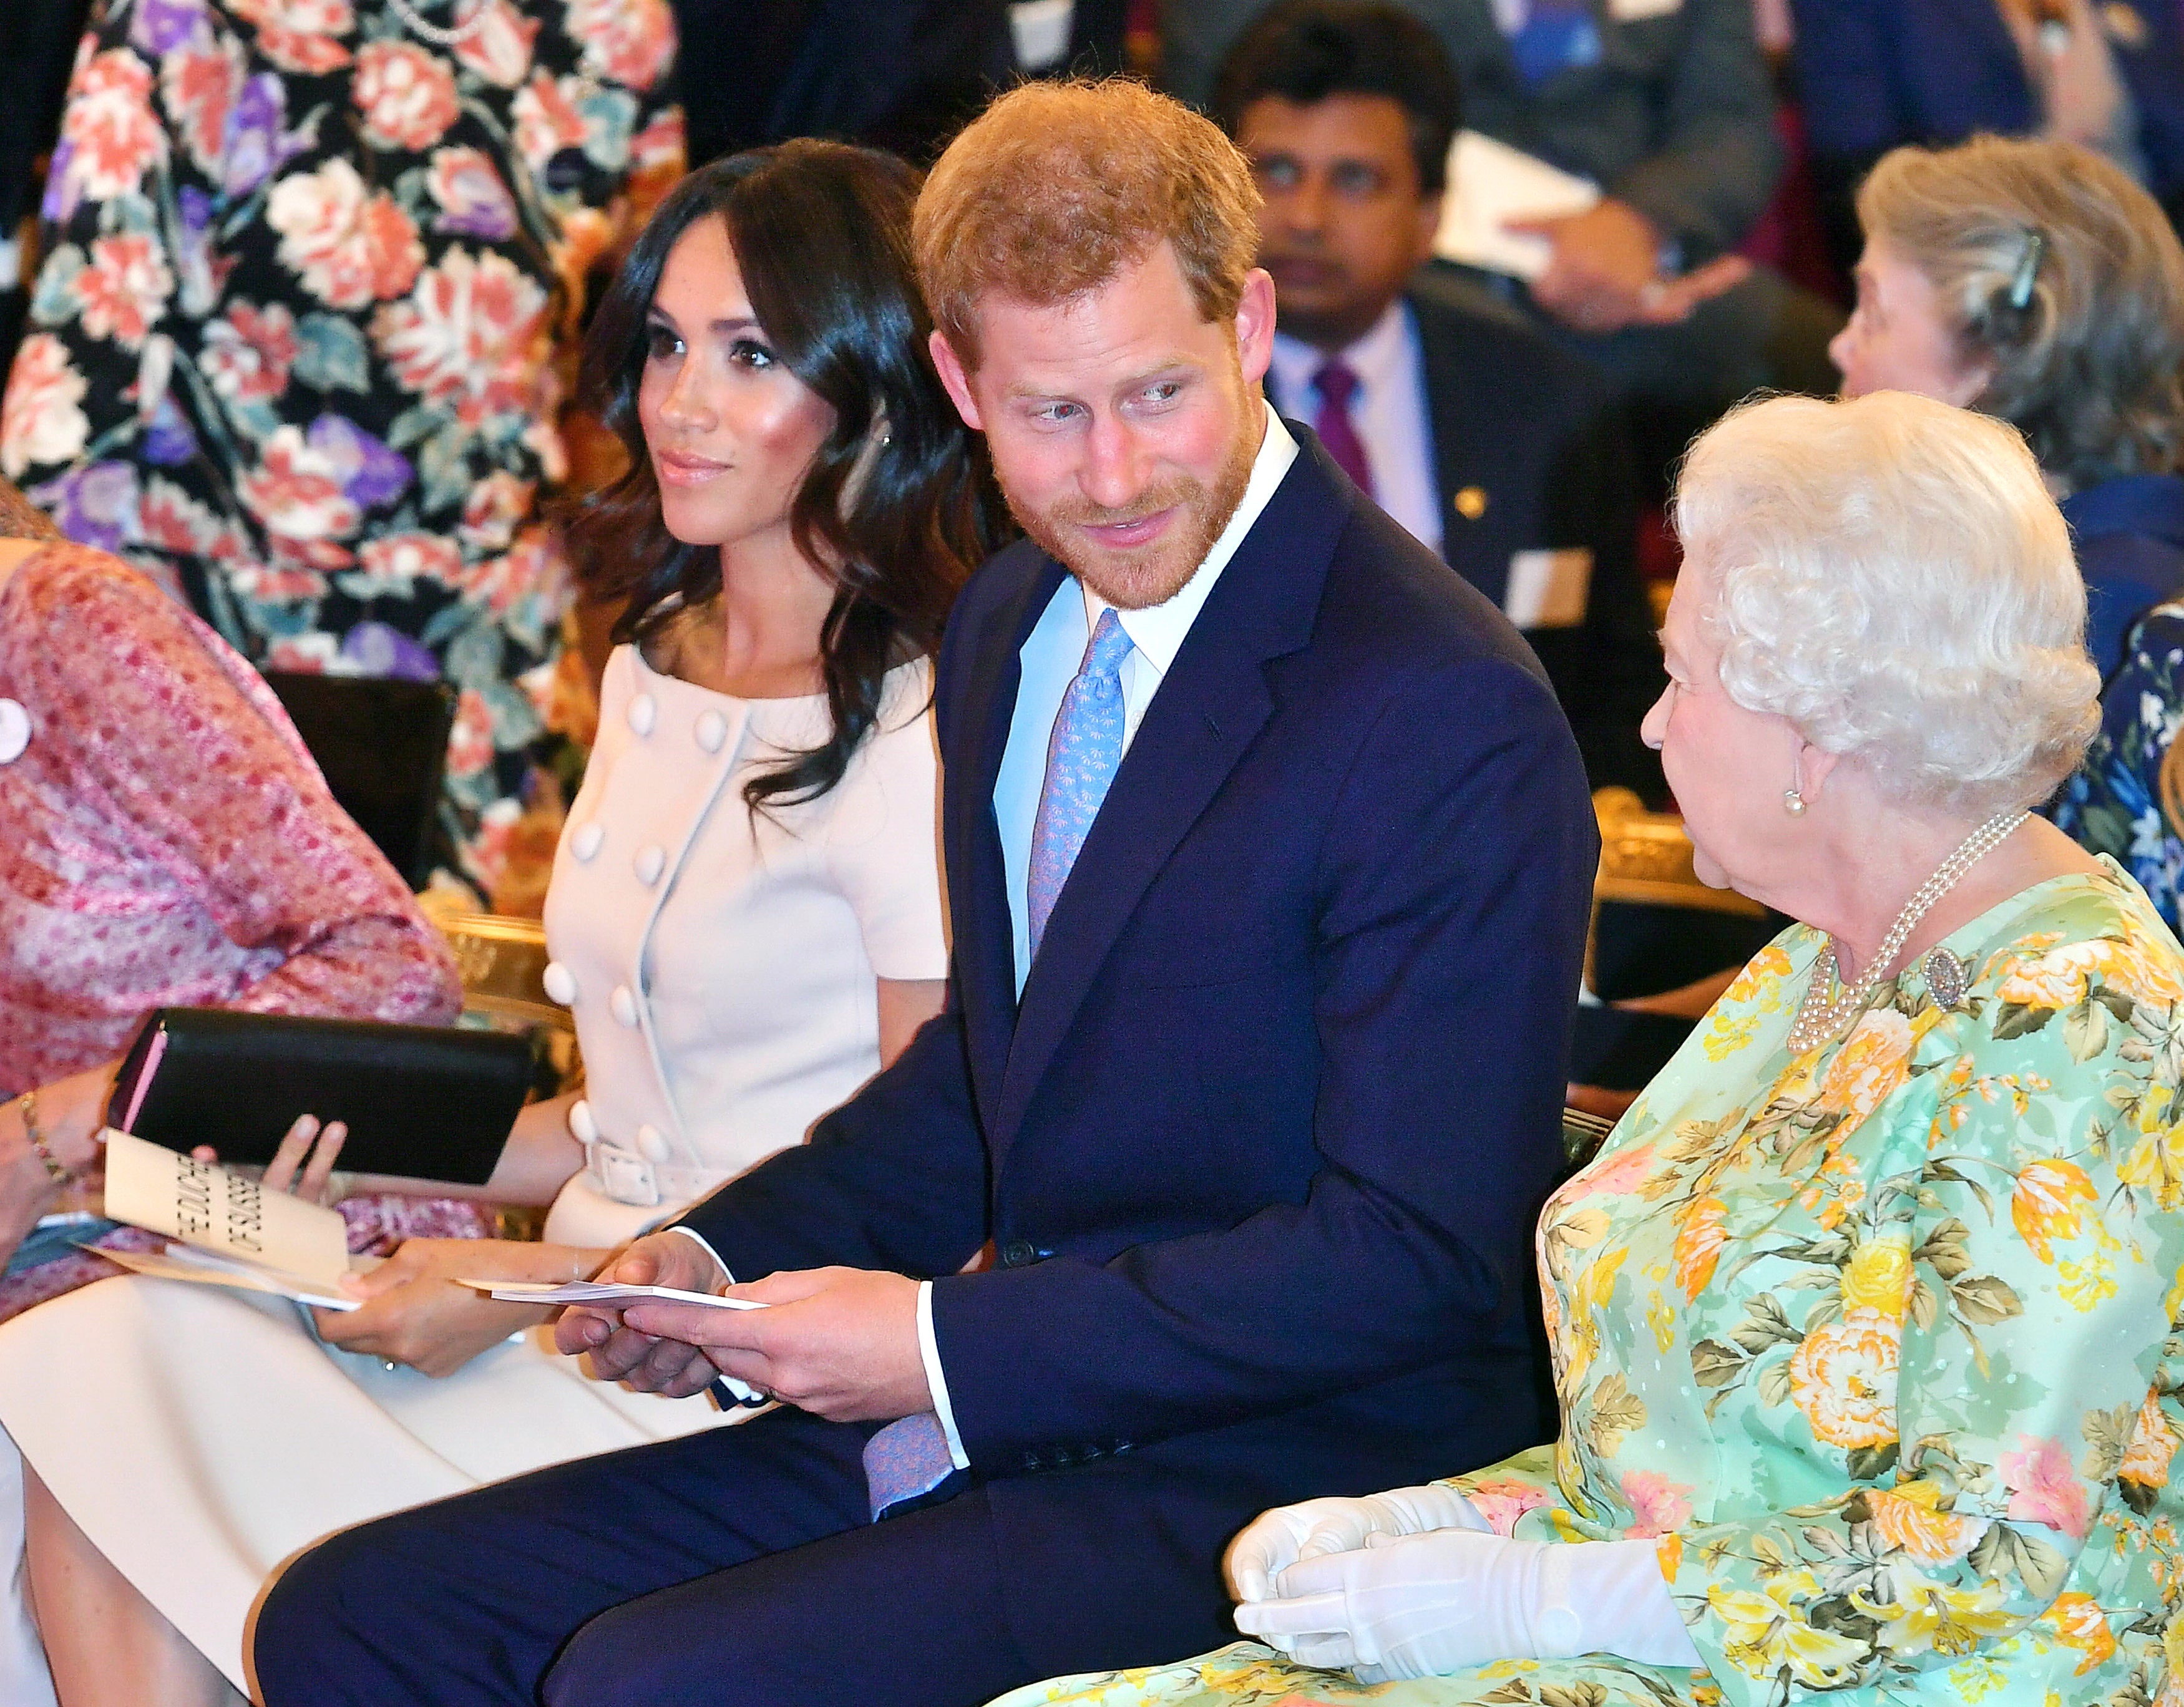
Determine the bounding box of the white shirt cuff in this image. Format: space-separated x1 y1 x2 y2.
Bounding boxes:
917 1280 970 1470
658 1224 731 1285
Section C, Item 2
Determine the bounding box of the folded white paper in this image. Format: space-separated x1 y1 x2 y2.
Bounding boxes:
1434 130 1601 281
102 1129 352 1288
461 1279 769 1310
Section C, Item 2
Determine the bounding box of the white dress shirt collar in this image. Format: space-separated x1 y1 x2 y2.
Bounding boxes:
1268 299 1442 555
1268 298 1412 429
1078 402 1299 682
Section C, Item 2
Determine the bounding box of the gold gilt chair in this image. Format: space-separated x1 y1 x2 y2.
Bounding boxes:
426 907 582 1091
1571 788 1778 1103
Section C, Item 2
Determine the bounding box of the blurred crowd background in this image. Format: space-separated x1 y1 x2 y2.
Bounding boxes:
3 0 2177 917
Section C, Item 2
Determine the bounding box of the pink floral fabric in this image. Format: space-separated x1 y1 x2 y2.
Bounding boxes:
2 0 681 887
0 542 461 1096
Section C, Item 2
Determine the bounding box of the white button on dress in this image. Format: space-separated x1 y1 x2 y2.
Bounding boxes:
627 693 656 737
634 1124 671 1163
567 1099 599 1144
537 646 945 1257
0 643 952 1707
570 822 604 862
0 699 27 766
542 961 578 1006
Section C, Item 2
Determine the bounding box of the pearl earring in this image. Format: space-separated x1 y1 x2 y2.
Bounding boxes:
1783 788 1807 817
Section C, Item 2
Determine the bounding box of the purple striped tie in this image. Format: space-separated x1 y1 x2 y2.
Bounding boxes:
1312 359 1374 497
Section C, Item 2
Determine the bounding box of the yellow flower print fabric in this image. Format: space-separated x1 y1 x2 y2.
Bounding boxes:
987 858 2184 1707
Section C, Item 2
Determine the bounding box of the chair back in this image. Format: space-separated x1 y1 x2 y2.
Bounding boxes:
428 908 582 1101
1587 787 1776 1003
263 671 455 890
1560 1106 1615 1170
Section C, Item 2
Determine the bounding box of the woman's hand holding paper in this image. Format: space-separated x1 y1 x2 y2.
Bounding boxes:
317 1238 608 1378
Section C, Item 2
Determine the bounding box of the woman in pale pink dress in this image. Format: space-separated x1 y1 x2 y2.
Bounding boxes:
0 474 466 1300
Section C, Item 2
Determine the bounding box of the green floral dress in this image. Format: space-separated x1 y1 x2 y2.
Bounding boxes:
992 858 2184 1707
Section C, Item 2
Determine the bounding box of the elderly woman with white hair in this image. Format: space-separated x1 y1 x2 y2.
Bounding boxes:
989 391 2184 1707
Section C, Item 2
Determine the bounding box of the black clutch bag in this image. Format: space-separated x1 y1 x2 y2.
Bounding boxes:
105 1009 533 1186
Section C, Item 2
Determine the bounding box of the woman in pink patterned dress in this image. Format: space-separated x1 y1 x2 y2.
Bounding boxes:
0 474 462 1313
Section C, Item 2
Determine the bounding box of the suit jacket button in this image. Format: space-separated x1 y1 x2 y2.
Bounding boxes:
1000 1240 1035 1267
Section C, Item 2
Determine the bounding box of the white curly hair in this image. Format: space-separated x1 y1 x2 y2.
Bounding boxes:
1674 391 2099 815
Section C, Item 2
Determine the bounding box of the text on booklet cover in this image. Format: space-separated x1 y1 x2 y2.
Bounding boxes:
102 1129 351 1290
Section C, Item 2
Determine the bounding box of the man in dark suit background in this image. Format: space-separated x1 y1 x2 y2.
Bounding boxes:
1218 0 1664 800
1167 0 1843 484
252 79 1597 1707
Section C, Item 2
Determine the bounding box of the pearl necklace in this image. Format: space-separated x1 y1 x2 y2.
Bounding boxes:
384 0 488 47
1785 808 2027 1054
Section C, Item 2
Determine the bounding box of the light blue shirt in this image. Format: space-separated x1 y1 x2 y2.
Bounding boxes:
678 404 1303 1473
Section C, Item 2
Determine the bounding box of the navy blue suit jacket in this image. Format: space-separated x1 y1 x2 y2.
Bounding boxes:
678 430 1596 1651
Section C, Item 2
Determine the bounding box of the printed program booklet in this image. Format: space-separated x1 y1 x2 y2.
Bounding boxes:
94 1128 363 1310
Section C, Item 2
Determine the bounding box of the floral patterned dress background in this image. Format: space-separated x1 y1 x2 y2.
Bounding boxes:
997 860 2184 1707
2054 605 2184 939
0 0 681 896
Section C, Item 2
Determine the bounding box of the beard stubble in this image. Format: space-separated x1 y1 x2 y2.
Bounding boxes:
1007 416 1260 611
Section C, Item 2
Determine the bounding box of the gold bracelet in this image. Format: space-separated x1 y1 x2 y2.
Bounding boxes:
18 1092 71 1185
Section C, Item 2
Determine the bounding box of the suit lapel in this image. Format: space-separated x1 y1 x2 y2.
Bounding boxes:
993 440 1348 1146
1410 290 1513 609
951 553 1066 1132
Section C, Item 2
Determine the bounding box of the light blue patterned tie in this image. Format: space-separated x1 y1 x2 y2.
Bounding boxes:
1027 608 1134 958
860 614 1135 1523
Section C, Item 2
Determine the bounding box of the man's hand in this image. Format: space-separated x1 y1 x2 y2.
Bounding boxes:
554 1230 728 1396
316 1238 597 1378
1506 198 1748 333
620 1266 930 1422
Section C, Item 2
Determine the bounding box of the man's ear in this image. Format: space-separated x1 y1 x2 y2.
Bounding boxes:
929 330 983 431
1234 267 1277 389
1942 354 1996 412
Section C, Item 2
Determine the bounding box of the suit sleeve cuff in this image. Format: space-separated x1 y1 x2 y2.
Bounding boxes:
917 1280 970 1470
658 1225 731 1285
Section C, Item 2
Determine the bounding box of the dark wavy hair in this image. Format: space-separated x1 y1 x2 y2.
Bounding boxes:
1211 0 1463 195
567 140 1007 810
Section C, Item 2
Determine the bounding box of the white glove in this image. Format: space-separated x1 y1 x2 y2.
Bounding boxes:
1232 1530 1702 1683
1226 1484 1489 1603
